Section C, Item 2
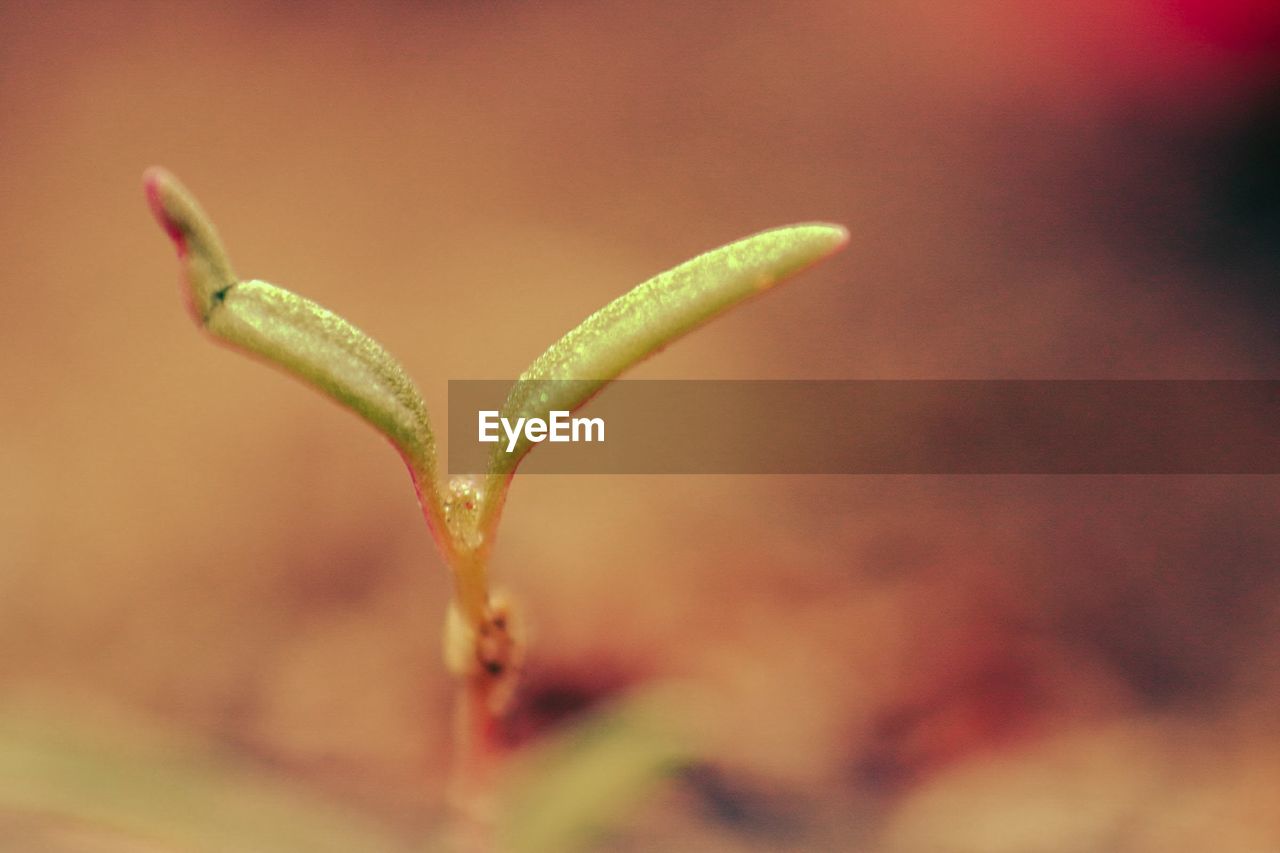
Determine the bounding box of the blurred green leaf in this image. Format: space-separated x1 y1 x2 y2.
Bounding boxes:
497 691 693 853
0 707 416 853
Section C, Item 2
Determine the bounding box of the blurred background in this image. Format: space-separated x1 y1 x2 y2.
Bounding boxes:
2 1 1278 849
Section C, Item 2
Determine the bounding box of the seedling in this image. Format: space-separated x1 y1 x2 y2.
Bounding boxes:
144 167 847 846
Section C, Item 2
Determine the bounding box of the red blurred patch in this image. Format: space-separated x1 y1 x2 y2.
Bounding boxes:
859 651 1044 793
1167 0 1280 55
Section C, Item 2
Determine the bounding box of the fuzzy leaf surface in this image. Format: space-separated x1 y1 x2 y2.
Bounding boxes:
479 223 848 527
207 280 435 469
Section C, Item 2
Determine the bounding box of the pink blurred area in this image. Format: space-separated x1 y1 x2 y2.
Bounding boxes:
1 1 1278 849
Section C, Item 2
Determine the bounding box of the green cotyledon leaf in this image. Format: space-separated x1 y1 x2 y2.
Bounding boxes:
477 222 849 537
143 168 448 540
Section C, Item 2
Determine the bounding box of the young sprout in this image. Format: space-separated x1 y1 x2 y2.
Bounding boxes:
146 167 845 650
144 168 847 838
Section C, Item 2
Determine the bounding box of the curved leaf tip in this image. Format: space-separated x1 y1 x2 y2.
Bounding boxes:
143 167 185 248
792 221 847 263
143 167 237 322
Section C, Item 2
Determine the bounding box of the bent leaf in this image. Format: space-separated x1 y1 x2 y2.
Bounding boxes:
144 167 237 322
479 223 848 534
144 168 446 534
207 280 436 470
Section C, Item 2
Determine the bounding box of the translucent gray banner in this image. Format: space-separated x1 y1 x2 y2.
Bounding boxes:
447 381 1280 474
